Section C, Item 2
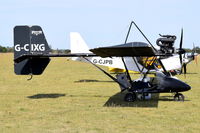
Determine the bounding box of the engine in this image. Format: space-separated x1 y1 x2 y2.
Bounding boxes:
156 34 176 54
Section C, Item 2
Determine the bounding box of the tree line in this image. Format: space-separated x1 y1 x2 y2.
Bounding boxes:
0 46 13 52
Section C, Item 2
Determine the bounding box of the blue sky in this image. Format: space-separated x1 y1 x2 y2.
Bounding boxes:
0 0 199 49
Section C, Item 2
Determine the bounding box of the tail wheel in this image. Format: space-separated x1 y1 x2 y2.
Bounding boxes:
124 92 137 102
174 93 185 102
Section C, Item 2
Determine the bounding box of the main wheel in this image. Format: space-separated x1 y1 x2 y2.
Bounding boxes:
174 93 184 102
124 93 137 102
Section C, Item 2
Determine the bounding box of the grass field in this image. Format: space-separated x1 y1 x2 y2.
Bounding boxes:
0 53 200 133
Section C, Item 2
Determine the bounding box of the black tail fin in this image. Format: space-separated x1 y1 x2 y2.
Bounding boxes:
14 25 51 75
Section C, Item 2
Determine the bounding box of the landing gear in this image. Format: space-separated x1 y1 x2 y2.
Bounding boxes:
174 93 184 102
124 92 137 102
137 93 152 100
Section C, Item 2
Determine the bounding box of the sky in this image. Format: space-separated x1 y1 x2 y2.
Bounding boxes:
0 0 200 49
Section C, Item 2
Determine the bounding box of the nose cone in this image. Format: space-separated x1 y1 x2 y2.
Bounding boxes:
165 77 191 92
184 84 191 91
175 80 191 92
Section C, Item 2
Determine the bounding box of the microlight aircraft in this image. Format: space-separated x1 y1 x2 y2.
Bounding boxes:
70 23 198 75
13 21 191 102
70 32 198 75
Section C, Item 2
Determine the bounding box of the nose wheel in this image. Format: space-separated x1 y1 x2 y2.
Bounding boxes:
124 92 137 102
174 93 184 102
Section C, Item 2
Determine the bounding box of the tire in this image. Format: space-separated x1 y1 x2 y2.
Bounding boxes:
124 93 137 102
174 93 184 102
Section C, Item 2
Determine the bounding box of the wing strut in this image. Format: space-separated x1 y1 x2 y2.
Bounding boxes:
83 57 128 91
121 20 156 87
131 21 157 52
121 22 135 87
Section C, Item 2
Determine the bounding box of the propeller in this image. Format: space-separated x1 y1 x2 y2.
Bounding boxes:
178 29 185 64
177 29 186 74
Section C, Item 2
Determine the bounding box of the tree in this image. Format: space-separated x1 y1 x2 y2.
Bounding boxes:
0 45 13 52
193 46 200 54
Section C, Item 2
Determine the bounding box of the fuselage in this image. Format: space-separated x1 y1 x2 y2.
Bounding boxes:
155 72 191 93
117 72 191 94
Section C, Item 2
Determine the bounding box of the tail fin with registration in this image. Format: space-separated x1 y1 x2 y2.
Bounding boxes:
14 25 51 75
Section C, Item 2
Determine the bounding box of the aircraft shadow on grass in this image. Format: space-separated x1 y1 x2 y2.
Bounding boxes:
159 95 190 101
27 93 66 99
27 92 189 106
104 92 160 108
104 93 190 108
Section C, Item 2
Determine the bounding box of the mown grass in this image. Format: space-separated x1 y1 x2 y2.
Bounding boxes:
0 53 200 133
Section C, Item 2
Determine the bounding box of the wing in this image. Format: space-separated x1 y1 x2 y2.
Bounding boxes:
90 42 156 57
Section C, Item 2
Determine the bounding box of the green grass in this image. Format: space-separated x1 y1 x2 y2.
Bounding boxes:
0 53 200 133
